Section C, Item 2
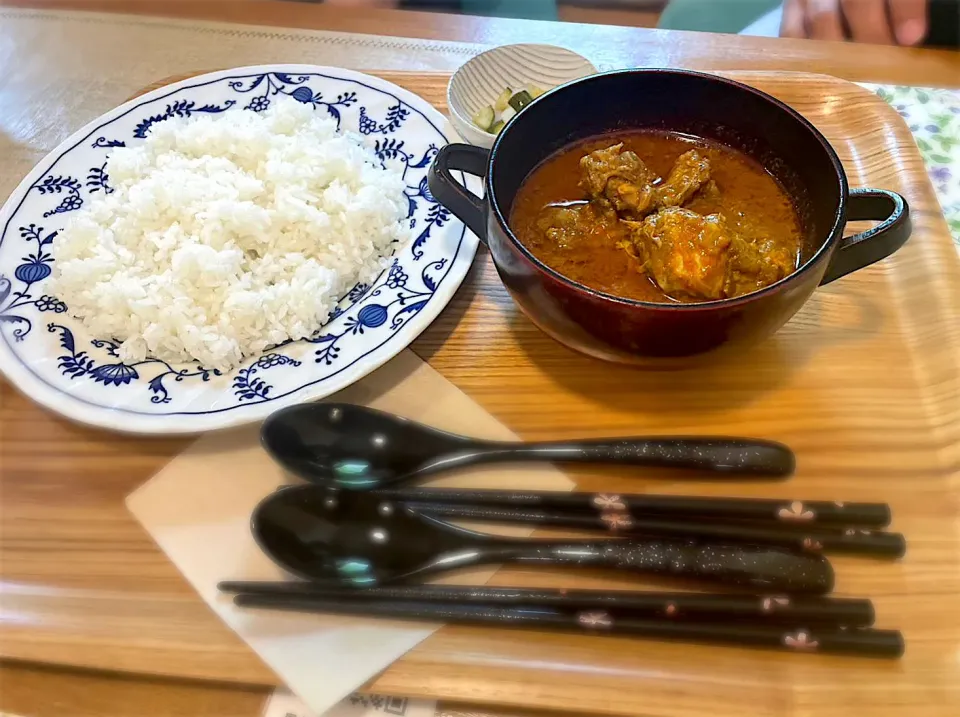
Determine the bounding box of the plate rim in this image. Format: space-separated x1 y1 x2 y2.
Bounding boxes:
0 64 479 435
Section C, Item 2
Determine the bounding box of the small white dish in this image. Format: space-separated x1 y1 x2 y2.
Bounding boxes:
448 44 598 148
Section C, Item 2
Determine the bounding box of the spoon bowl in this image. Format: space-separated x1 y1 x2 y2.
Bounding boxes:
252 483 467 585
261 403 796 489
261 402 477 489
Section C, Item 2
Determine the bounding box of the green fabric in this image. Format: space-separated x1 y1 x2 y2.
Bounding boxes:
658 0 781 33
462 0 557 20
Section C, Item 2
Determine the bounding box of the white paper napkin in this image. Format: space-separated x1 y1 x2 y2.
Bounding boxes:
127 349 573 716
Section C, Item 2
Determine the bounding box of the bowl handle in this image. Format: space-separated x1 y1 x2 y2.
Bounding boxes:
820 188 911 285
428 143 490 243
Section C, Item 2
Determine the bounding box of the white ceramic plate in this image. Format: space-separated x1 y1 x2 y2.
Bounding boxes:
0 65 480 434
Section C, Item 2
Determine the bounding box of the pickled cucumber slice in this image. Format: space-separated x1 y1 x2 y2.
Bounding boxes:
471 105 495 132
508 90 534 112
494 88 513 113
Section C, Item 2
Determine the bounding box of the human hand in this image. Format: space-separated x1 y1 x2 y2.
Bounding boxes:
781 0 928 45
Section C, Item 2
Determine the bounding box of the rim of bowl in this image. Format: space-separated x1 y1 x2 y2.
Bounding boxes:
487 68 850 312
447 43 599 142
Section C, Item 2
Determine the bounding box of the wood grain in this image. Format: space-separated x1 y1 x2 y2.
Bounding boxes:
0 663 270 717
1 71 959 717
2 0 959 87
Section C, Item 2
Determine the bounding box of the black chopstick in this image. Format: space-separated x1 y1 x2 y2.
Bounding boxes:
375 488 891 528
232 593 903 658
219 581 875 627
407 503 906 558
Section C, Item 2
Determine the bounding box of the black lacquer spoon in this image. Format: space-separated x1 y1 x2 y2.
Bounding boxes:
251 486 834 593
261 403 795 489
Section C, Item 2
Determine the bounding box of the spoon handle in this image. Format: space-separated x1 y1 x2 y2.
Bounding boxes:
483 437 794 477
490 539 834 594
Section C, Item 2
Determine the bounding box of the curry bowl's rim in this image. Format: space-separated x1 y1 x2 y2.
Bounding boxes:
487 68 850 312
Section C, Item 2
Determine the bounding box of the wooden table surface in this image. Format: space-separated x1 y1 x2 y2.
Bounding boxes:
1 3 959 717
0 662 553 717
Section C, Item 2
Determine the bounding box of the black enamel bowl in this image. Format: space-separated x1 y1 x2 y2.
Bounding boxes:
428 69 911 360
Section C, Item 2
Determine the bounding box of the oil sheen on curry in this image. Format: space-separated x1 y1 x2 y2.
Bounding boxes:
509 131 803 303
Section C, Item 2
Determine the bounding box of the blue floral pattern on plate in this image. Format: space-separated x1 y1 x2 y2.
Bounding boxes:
0 65 480 434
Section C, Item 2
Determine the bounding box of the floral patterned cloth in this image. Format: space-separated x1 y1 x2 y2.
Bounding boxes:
866 84 960 250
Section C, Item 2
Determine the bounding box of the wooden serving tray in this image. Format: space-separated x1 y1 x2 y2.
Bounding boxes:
1 71 959 717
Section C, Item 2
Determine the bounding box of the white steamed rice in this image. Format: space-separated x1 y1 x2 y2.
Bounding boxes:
51 98 411 371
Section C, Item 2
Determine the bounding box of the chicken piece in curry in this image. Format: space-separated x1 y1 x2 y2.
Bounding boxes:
578 143 657 217
652 148 713 210
509 131 802 303
626 208 733 300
